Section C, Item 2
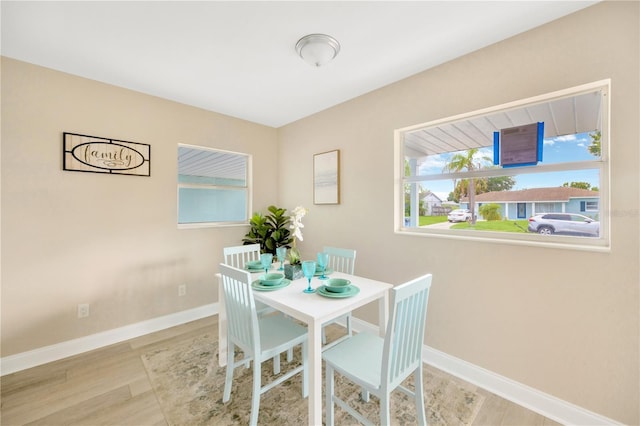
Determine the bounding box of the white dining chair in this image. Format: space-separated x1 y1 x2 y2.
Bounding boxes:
224 244 278 317
321 246 357 349
223 243 261 267
322 273 432 426
223 244 289 369
220 263 308 426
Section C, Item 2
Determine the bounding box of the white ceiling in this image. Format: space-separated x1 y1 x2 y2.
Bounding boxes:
1 1 598 128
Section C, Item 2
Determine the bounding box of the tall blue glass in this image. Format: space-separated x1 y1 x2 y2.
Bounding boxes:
276 247 287 270
302 260 316 294
317 252 329 280
260 253 273 274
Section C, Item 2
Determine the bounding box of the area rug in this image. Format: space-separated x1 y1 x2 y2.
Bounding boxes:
141 332 484 425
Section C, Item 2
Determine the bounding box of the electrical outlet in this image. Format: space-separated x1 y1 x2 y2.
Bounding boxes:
178 284 187 296
77 303 90 318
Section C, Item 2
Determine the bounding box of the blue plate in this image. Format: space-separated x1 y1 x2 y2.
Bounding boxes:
317 284 359 298
252 278 290 291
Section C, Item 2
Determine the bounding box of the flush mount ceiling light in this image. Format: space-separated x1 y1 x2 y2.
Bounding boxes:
295 34 340 67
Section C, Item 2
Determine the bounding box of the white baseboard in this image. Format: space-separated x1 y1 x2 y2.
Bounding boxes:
350 317 620 426
2 308 622 425
0 303 218 376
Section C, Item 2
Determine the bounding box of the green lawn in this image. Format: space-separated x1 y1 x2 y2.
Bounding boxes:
419 216 530 233
418 216 449 226
451 219 529 233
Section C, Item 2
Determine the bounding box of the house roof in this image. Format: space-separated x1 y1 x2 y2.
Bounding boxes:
462 187 599 203
421 191 443 202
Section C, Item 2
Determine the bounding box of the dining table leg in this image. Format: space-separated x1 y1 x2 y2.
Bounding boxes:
308 319 323 425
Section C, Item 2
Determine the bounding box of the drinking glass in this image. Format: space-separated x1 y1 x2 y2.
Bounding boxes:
317 252 329 280
302 260 317 294
276 247 287 270
260 253 273 274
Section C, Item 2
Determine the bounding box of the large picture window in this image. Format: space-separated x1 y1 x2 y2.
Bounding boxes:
178 144 251 227
395 80 610 250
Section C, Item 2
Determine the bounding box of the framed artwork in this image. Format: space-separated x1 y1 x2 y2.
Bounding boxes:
63 132 151 176
313 149 340 204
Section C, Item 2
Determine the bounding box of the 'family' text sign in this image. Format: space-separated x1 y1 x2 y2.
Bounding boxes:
63 132 151 176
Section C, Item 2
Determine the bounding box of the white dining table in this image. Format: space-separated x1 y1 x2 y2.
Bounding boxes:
216 268 392 426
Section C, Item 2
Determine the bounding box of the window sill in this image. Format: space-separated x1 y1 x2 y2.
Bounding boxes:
178 222 249 230
395 227 610 253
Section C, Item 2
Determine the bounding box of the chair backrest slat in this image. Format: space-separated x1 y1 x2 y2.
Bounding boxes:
323 246 356 274
383 274 432 390
224 244 261 269
220 263 260 355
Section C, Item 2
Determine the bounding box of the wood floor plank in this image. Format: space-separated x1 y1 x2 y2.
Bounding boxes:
128 376 154 397
24 385 132 426
0 368 67 397
66 390 166 426
1 356 147 422
501 401 546 426
472 392 509 425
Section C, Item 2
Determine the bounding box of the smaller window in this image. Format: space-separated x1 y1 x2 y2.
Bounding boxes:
585 201 598 211
178 145 251 227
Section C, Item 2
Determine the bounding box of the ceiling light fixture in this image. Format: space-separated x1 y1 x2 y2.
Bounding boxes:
295 34 340 67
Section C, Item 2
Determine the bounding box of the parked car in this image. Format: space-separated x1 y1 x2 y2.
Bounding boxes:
527 213 599 237
447 209 472 222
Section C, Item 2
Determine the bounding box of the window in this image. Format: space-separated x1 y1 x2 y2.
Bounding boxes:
583 201 599 212
395 80 609 251
178 144 251 227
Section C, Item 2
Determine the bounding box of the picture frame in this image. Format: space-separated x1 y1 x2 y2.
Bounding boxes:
313 149 340 204
63 132 151 176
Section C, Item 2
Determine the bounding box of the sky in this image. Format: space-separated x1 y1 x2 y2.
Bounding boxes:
415 131 600 201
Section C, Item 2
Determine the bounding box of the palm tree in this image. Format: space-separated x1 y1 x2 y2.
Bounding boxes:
444 148 489 225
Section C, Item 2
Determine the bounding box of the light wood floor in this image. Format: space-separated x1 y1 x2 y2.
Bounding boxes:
1 316 562 425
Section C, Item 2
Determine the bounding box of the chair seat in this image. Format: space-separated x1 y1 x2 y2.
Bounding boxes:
322 332 383 389
258 315 307 358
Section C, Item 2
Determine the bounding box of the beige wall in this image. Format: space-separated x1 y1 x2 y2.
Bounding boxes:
2 1 638 424
278 2 638 424
1 57 278 354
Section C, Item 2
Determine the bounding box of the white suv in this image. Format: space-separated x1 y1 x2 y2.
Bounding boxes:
527 213 599 237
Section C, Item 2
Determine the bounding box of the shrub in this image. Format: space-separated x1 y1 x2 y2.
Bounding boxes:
479 203 502 221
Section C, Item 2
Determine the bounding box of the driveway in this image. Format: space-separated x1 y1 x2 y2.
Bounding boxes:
422 221 455 229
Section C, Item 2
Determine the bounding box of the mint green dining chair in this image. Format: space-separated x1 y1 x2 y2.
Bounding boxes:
223 244 289 371
223 244 276 316
220 263 308 426
322 273 432 426
321 246 357 349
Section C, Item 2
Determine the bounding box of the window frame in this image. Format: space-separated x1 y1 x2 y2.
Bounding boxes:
177 143 252 229
394 80 610 252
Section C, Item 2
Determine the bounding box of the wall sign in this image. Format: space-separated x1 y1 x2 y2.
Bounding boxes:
63 132 151 176
493 122 544 168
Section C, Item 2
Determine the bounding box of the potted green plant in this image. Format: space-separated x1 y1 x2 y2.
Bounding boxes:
242 205 293 256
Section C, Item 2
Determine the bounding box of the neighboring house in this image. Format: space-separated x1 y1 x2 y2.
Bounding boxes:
460 187 600 220
420 191 443 215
